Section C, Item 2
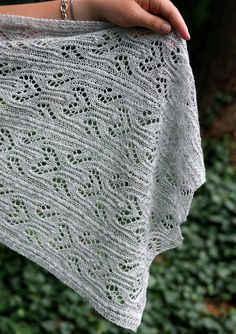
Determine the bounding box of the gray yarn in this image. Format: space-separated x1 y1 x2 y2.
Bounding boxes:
0 14 206 331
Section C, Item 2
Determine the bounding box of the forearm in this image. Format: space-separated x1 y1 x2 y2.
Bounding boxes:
0 0 72 20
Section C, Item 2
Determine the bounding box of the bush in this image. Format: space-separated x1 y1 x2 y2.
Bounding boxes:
0 136 235 334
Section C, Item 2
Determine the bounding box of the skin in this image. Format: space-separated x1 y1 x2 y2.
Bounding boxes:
75 0 191 40
0 0 190 40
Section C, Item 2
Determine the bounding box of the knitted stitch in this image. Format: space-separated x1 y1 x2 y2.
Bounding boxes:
0 14 206 331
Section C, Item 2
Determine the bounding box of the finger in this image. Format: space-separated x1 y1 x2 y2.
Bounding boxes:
158 0 190 40
132 5 172 34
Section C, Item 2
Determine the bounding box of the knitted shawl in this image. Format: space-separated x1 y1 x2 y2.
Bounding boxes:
0 14 206 331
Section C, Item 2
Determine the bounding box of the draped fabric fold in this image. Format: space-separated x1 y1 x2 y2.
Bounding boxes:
0 14 206 331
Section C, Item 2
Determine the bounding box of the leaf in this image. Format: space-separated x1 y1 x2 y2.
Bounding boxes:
9 322 37 334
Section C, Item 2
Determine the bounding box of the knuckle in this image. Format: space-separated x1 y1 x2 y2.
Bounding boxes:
121 7 139 26
150 16 159 30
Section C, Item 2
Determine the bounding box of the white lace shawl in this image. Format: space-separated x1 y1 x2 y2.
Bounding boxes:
0 14 206 331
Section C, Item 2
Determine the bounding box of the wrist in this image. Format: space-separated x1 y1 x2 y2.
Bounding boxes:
71 0 105 21
60 0 74 20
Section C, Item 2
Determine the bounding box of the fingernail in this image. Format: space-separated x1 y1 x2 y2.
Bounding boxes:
186 29 191 40
161 23 172 34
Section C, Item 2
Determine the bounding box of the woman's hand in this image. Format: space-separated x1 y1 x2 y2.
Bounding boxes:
74 0 190 40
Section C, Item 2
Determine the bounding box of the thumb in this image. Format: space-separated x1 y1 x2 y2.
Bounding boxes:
132 5 172 34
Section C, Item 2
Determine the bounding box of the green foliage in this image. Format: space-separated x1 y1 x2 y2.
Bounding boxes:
0 1 234 333
0 135 235 334
203 92 235 129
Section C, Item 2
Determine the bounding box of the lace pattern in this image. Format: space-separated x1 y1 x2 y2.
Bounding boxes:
0 14 206 331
